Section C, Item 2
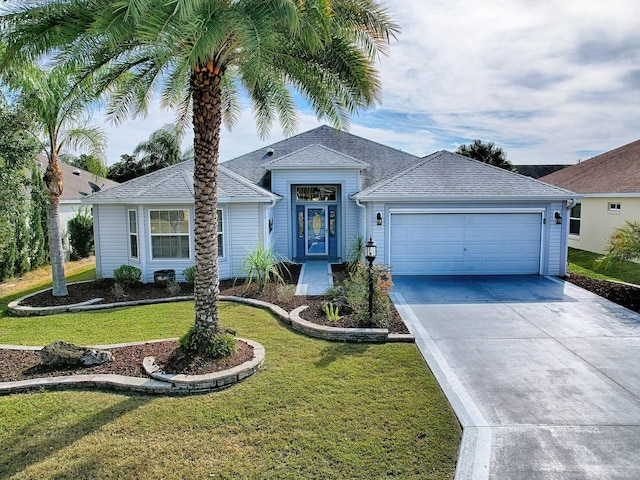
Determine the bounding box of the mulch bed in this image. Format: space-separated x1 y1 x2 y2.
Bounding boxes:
563 273 640 314
3 263 409 383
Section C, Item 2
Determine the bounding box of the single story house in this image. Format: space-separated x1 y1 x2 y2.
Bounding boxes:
40 157 119 257
540 139 640 255
85 126 577 282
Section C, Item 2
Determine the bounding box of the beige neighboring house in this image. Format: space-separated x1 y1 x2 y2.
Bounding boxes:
39 157 119 257
540 139 640 254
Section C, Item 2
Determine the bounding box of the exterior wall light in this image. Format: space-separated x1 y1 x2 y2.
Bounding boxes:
554 212 562 224
376 212 383 226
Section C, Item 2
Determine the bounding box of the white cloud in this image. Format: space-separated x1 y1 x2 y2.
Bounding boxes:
100 0 640 166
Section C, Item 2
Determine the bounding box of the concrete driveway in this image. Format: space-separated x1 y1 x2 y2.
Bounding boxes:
390 275 640 480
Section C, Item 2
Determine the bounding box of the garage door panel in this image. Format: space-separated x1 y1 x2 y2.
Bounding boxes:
391 212 542 275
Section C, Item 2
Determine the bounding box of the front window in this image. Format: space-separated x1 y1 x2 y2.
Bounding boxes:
128 209 138 259
149 209 190 259
296 185 337 202
217 209 224 257
569 203 581 236
608 202 621 212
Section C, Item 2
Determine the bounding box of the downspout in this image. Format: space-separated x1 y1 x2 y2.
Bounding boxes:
355 197 368 239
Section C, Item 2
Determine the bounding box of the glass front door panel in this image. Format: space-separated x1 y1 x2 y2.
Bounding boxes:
306 207 327 255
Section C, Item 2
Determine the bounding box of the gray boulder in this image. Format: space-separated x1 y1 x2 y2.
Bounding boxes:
40 340 112 367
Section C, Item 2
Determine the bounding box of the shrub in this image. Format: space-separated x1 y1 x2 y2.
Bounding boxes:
111 282 126 301
68 207 94 260
179 326 236 358
326 263 391 328
113 264 142 289
346 235 365 273
182 265 196 284
276 284 296 303
241 244 288 292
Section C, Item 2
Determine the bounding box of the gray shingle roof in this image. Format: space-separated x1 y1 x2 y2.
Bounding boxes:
85 161 278 204
223 125 422 189
262 144 369 170
39 157 120 200
540 139 640 194
354 151 576 200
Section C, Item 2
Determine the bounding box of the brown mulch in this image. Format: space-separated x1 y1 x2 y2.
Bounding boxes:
3 263 409 383
0 340 254 383
563 273 640 314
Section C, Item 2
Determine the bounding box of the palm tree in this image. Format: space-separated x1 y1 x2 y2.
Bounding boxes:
0 61 106 296
456 139 514 171
599 221 640 269
134 125 190 173
1 0 399 350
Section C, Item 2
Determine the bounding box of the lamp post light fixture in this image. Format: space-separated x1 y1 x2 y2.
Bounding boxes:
365 237 377 324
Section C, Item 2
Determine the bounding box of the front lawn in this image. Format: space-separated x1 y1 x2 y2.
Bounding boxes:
568 247 640 285
0 269 461 479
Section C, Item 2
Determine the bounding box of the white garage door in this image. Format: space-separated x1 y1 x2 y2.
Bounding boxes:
390 212 542 275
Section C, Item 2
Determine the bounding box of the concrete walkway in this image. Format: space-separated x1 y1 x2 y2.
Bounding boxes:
295 261 333 296
390 275 640 480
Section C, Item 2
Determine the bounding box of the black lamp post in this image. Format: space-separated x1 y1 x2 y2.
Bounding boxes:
365 237 377 324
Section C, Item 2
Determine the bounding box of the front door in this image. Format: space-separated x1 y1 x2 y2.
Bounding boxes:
306 206 327 255
295 204 338 260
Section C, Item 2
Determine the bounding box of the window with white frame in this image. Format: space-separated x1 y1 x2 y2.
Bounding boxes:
608 202 621 212
128 209 139 259
217 209 224 257
149 209 190 259
569 203 581 235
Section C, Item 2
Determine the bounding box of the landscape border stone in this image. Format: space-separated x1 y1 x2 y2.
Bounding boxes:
0 337 265 396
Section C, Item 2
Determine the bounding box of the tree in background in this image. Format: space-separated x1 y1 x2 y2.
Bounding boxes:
107 125 193 182
0 61 106 295
61 153 108 178
2 0 399 354
67 207 94 260
0 95 43 280
456 139 514 171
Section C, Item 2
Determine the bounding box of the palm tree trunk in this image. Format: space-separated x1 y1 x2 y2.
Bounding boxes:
191 64 224 335
43 159 68 296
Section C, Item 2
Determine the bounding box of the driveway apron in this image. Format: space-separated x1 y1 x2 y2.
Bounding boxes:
390 275 640 480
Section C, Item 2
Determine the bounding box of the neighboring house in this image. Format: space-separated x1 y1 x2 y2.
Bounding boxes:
540 139 640 255
40 157 119 257
85 126 577 282
514 164 570 179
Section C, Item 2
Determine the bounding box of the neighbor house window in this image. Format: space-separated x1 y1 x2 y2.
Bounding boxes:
569 203 581 235
217 209 224 257
608 202 621 212
128 209 139 259
149 209 190 259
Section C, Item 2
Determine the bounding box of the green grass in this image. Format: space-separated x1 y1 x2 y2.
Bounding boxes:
568 247 640 285
0 267 461 479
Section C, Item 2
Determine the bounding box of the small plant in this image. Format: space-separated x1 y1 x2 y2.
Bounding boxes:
323 302 343 322
241 244 288 292
182 265 196 284
111 282 126 301
346 235 365 273
166 279 181 296
179 325 236 358
276 284 296 303
113 264 142 289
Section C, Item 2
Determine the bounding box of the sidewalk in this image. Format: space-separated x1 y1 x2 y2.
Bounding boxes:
295 261 333 296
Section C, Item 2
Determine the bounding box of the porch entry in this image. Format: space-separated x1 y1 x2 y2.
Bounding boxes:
293 184 339 261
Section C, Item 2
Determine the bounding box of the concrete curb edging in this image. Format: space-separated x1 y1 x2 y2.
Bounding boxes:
0 338 265 396
7 285 414 344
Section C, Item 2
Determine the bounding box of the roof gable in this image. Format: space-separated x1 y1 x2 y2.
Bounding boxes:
262 144 369 170
85 161 277 204
223 125 421 189
355 151 575 200
539 139 640 194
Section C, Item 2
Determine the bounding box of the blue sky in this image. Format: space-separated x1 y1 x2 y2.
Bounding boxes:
100 0 640 166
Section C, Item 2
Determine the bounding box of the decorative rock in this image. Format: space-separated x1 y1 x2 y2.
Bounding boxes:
40 340 112 367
